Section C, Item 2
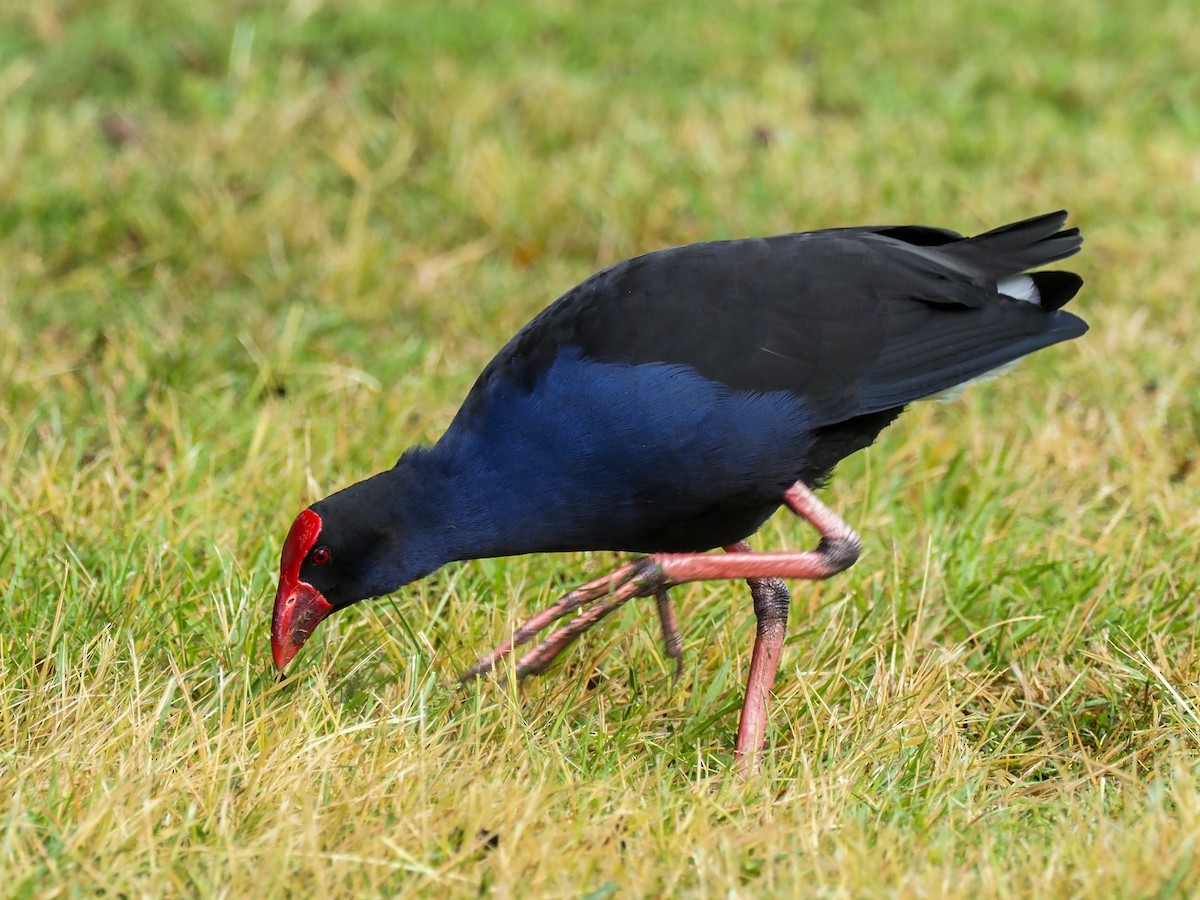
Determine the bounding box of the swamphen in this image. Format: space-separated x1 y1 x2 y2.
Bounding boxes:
272 210 1086 773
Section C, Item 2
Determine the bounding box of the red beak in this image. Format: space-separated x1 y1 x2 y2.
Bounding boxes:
271 509 334 671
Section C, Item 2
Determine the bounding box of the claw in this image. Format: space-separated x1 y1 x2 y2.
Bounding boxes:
655 590 684 679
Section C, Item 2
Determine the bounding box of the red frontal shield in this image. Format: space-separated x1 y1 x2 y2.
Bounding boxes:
271 509 333 670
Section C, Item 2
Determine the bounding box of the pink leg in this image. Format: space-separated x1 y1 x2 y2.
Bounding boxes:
463 481 861 773
514 577 649 676
460 558 657 681
513 584 685 680
504 586 683 680
723 541 790 776
479 583 683 682
656 484 857 775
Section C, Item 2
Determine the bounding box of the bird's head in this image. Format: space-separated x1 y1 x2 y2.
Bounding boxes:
270 471 439 671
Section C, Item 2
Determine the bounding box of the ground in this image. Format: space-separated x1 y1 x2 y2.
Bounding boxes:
3 0 1200 895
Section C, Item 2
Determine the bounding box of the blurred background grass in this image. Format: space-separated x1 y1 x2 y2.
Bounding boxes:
2 0 1200 895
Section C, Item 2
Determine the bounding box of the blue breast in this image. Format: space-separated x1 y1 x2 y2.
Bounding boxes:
436 346 820 554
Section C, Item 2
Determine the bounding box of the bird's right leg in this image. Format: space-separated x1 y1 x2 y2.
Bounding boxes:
722 540 791 772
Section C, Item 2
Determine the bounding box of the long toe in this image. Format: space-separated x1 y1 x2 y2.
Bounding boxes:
655 590 685 679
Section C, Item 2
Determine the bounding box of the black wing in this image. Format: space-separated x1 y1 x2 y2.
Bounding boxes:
470 211 1086 429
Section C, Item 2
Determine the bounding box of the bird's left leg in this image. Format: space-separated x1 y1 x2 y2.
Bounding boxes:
506 549 748 679
461 554 698 682
459 558 661 681
490 580 687 679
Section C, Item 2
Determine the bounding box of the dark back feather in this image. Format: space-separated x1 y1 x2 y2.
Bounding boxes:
462 211 1085 430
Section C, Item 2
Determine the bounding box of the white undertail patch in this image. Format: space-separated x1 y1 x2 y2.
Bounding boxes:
998 274 1039 304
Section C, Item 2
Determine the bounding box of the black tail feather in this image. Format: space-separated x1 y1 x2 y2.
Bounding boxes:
1029 271 1084 311
959 210 1083 276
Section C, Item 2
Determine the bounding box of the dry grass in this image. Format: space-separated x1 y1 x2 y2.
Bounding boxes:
3 0 1200 895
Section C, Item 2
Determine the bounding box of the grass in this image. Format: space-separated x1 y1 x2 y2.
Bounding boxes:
3 0 1200 894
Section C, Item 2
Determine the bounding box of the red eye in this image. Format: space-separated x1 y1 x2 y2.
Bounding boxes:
311 547 331 565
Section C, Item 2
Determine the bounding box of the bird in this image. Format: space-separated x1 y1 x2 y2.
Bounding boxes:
271 210 1086 774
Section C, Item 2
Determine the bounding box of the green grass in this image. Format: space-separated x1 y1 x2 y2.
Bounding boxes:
4 0 1200 894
